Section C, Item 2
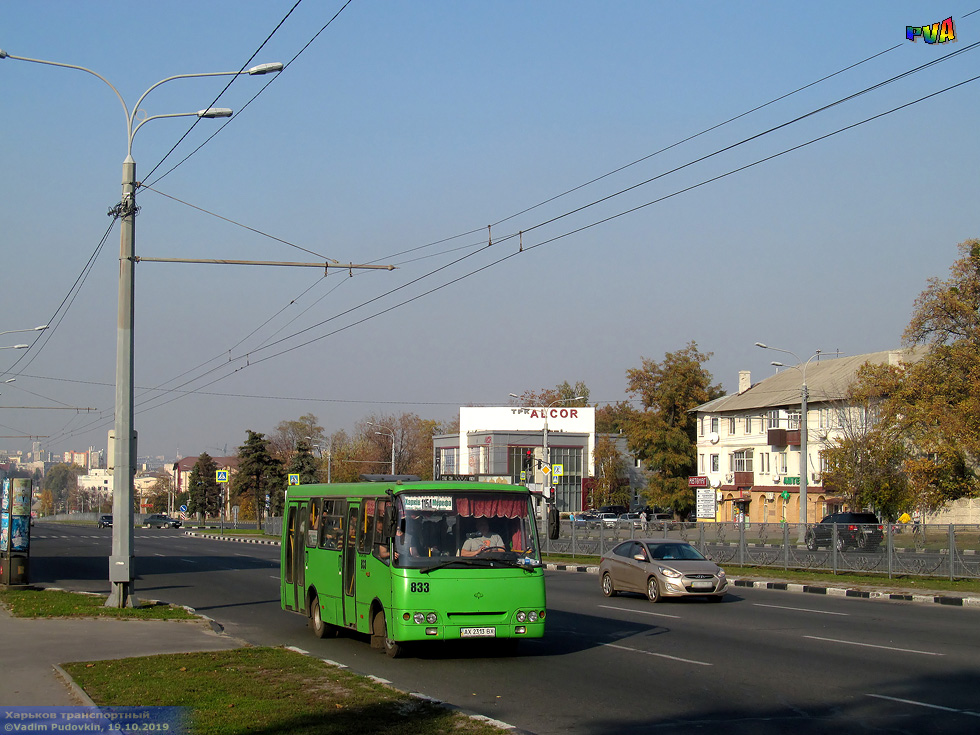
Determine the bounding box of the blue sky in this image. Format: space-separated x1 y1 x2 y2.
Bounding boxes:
1 2 977 461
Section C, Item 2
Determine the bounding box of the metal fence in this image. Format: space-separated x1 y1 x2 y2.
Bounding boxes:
542 519 980 582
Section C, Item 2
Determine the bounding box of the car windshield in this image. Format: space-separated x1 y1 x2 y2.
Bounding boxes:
646 542 706 561
393 492 540 570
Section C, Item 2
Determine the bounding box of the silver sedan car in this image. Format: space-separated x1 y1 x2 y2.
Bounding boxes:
599 539 727 603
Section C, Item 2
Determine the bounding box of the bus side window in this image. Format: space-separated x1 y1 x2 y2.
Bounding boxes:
373 499 391 564
307 499 321 548
358 499 376 555
319 500 338 549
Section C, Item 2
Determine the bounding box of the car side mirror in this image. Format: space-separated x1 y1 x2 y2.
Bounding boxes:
382 504 397 539
633 553 647 562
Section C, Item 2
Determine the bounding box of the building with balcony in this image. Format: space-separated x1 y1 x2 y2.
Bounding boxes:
691 349 923 524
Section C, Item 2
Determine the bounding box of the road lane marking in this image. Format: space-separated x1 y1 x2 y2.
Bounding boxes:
180 559 199 563
804 636 944 656
867 694 980 717
603 642 712 666
598 604 681 619
755 603 849 616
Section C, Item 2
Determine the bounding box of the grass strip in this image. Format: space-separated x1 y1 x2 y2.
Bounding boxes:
63 647 506 735
0 588 198 620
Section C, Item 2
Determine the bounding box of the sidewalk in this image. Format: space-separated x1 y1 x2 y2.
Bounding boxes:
0 606 247 706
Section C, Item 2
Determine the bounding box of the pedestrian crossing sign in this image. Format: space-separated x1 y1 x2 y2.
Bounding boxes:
216 470 229 483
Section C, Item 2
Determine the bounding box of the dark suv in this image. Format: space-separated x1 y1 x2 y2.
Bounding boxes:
97 514 113 528
144 514 182 529
805 512 883 552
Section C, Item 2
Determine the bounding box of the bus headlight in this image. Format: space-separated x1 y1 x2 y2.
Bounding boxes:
413 612 425 624
516 611 527 622
527 611 538 622
426 612 438 624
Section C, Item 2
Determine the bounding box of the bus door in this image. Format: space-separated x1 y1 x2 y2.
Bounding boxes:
282 501 308 612
342 501 360 628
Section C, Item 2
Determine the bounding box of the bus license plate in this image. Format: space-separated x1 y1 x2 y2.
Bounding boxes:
461 627 496 638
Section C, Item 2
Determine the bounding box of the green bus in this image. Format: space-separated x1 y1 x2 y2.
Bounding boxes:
281 479 547 657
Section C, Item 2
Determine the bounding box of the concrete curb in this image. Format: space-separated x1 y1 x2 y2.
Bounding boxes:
183 531 280 545
284 646 534 734
543 562 980 609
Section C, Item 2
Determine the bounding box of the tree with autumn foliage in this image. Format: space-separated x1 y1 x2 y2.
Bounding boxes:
622 342 724 516
830 239 980 512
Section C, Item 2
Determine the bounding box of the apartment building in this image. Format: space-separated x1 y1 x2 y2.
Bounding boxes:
691 349 922 525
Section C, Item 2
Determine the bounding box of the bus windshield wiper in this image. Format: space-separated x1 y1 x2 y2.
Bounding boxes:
418 556 540 574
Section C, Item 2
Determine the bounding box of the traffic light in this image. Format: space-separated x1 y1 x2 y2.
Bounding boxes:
522 449 534 473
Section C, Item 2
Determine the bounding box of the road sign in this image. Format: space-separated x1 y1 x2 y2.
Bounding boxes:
541 465 551 476
179 505 188 513
216 470 229 483
552 464 564 477
288 473 300 485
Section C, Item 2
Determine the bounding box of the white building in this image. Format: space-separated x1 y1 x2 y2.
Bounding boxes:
433 405 644 512
691 349 923 524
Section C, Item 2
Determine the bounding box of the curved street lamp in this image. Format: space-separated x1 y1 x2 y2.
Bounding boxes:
367 422 396 475
2 49 282 607
755 342 822 539
0 325 48 338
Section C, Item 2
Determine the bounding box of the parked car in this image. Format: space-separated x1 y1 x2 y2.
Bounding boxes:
617 512 644 529
597 512 619 528
598 505 628 516
97 514 113 528
599 539 728 602
144 514 182 529
572 511 600 528
805 512 883 552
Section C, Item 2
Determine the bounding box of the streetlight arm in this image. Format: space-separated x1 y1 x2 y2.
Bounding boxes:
1 50 130 140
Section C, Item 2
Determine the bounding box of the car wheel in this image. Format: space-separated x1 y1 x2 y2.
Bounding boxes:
835 536 847 553
805 534 817 551
646 577 662 603
601 572 618 597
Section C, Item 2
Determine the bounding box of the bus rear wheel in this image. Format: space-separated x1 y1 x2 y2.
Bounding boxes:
373 610 405 658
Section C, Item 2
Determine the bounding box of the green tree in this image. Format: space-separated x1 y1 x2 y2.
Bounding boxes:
841 239 980 512
187 453 220 518
591 435 634 509
623 342 724 516
287 440 321 484
232 430 285 529
269 413 325 463
512 382 591 408
43 463 84 514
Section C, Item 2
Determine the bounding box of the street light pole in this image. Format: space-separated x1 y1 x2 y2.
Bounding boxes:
367 422 396 475
3 49 282 607
755 343 821 541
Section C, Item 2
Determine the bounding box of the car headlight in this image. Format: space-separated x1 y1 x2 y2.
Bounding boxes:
659 567 682 578
717 569 726 579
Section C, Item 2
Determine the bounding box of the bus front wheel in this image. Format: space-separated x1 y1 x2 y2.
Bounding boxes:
310 595 337 639
373 610 405 658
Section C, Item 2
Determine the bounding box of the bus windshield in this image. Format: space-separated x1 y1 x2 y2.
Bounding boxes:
393 491 540 569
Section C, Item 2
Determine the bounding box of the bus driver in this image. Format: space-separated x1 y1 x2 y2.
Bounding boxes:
461 518 505 556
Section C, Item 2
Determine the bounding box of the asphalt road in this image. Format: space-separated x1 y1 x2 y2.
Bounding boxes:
27 522 980 734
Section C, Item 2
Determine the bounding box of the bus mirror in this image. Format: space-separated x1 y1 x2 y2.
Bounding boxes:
548 504 560 540
383 504 397 539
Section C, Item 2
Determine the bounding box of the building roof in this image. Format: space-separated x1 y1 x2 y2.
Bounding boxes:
174 456 240 472
693 348 926 414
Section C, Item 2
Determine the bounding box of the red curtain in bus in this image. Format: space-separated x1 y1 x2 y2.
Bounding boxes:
455 496 526 519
